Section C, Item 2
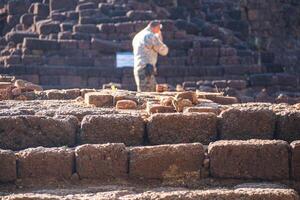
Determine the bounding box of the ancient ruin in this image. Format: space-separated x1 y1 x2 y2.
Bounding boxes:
0 0 300 199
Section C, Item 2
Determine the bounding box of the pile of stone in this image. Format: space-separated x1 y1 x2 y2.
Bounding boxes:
0 75 43 100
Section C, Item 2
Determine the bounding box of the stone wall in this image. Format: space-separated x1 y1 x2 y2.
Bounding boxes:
0 106 300 150
0 0 299 91
1 140 300 186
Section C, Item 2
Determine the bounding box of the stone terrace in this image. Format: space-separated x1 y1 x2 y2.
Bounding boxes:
0 0 298 96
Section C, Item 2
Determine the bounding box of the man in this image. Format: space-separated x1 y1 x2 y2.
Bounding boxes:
132 21 169 92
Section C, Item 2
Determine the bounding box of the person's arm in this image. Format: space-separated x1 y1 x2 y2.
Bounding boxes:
151 33 169 56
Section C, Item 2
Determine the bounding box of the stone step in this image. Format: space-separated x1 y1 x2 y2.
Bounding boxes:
1 185 299 200
0 101 300 150
0 141 300 192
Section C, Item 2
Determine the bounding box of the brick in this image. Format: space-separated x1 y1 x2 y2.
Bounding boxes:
91 38 119 53
73 24 98 33
116 100 137 109
84 92 113 107
75 144 128 179
20 13 34 27
208 140 289 180
33 3 49 18
276 111 300 142
7 0 30 15
183 107 221 115
147 104 175 114
50 0 77 12
6 31 39 44
97 23 116 33
80 114 144 146
291 141 300 180
175 91 198 104
205 96 239 105
36 20 60 35
23 38 60 51
0 115 78 151
0 149 16 183
126 10 155 20
219 108 276 140
147 113 218 145
129 143 204 181
76 2 97 11
16 147 74 180
59 39 78 49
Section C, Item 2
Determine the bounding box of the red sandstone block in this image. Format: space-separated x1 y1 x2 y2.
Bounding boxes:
129 143 205 181
73 24 98 33
23 38 60 51
50 0 77 12
84 92 113 107
98 23 116 33
147 113 217 145
276 111 300 142
116 100 137 109
205 95 239 105
0 149 16 183
75 144 128 180
16 147 74 180
219 108 275 140
0 115 78 151
147 104 175 115
115 22 135 34
91 38 119 53
291 141 300 180
81 114 144 146
208 140 290 180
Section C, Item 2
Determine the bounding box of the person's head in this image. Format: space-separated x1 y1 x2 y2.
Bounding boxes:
149 21 162 34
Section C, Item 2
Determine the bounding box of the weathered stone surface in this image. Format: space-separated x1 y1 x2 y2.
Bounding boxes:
84 92 113 107
80 114 144 146
16 147 74 180
23 38 60 51
1 187 299 199
276 111 300 142
175 91 198 104
73 24 98 33
20 13 34 27
219 108 276 140
36 20 60 35
183 106 220 114
129 143 205 181
75 144 128 180
147 113 217 145
0 115 78 150
116 100 137 109
0 149 16 183
147 104 175 114
7 0 30 15
291 141 300 181
206 96 239 105
6 32 38 44
50 0 77 12
208 140 290 180
91 38 119 53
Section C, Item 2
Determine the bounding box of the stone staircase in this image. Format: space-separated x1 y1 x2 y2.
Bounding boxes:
0 90 300 199
0 0 296 94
